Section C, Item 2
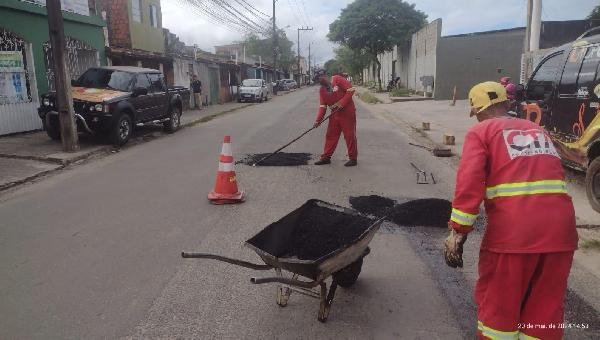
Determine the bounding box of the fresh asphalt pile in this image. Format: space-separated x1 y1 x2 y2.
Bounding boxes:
238 152 312 166
281 205 372 260
350 195 451 228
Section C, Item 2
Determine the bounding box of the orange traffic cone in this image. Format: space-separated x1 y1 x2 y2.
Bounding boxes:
208 136 245 205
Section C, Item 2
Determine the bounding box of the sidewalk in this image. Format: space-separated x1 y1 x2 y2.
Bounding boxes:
0 100 254 191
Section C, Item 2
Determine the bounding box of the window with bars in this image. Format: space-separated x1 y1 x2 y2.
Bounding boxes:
149 5 158 28
132 0 142 22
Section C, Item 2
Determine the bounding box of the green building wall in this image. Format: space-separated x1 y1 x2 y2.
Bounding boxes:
0 0 106 95
128 0 164 54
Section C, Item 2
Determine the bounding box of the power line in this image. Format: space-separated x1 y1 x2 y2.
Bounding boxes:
179 0 269 35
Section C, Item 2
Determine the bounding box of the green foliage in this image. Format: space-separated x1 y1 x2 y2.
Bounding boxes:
390 87 410 97
243 29 296 72
334 45 370 81
359 91 381 104
582 239 600 251
588 5 600 21
324 59 343 75
328 0 426 90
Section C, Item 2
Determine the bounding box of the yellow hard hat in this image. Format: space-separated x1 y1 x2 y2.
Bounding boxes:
468 81 508 116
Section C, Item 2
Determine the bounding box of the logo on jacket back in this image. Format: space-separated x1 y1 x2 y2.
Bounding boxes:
502 129 559 159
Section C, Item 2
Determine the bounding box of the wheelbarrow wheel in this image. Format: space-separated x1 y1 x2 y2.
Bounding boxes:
332 257 363 288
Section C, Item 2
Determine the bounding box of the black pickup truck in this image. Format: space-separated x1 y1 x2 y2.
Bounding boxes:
38 66 190 146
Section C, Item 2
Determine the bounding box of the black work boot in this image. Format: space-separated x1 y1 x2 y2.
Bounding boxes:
344 159 357 167
314 158 331 165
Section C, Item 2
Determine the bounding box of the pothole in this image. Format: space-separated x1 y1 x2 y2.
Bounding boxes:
350 195 451 228
238 152 312 166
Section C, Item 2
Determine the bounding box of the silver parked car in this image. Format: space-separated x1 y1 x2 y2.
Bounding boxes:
238 79 269 103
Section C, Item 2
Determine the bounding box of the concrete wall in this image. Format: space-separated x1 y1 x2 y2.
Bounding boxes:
407 19 441 94
436 28 525 100
128 0 164 53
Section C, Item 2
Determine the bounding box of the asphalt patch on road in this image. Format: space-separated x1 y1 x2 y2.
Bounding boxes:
350 195 451 228
238 152 312 166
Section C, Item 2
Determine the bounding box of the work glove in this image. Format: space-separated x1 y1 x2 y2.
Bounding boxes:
444 228 468 268
330 102 343 111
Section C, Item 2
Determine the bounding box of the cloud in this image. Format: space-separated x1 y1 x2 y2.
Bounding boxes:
161 0 598 64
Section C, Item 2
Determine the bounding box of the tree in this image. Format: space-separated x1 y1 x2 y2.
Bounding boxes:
328 0 426 90
334 45 370 83
324 59 343 75
243 29 296 73
588 5 600 26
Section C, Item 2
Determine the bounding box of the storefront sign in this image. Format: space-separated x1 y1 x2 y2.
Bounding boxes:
23 0 90 17
0 52 27 104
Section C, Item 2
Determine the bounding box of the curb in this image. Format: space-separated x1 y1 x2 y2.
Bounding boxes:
182 103 253 128
0 146 111 166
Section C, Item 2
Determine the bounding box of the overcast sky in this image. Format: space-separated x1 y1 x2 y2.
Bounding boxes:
161 0 598 66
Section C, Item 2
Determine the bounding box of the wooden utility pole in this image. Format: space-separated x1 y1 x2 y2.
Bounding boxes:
297 26 313 84
308 42 311 81
272 0 278 73
47 0 79 151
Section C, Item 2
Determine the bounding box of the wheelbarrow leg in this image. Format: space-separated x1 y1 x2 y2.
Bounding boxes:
318 281 338 322
275 269 296 307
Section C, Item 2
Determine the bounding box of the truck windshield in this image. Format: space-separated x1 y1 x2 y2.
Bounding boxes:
242 79 262 87
77 69 135 92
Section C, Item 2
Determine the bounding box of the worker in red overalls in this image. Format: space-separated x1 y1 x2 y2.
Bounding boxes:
444 81 578 340
313 70 358 166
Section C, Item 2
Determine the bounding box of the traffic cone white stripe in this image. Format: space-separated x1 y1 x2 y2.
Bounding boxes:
218 162 235 172
221 143 232 156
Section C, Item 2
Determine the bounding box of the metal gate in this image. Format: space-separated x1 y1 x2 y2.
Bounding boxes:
43 37 99 91
209 66 219 105
0 28 41 135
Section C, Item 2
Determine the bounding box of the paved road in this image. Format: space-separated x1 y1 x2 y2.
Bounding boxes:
0 88 597 339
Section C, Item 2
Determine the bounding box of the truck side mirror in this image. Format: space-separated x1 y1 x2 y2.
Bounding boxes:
132 87 148 96
515 84 525 101
532 85 545 100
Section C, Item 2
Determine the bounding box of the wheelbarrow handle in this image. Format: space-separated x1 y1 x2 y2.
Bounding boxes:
250 276 320 288
181 252 273 270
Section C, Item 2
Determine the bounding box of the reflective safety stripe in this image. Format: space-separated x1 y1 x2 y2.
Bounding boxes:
518 332 539 340
347 87 356 92
319 105 327 108
218 162 234 172
450 208 478 226
221 143 232 157
486 180 567 199
478 321 519 340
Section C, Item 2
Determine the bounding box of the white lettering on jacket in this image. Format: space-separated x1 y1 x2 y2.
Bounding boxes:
502 129 560 160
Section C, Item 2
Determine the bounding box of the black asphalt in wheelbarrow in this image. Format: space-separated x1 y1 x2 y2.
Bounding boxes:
182 199 385 322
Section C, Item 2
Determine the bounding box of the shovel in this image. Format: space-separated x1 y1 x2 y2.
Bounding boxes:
409 143 453 157
252 111 335 166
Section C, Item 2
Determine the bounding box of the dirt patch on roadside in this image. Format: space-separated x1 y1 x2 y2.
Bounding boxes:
239 152 312 166
350 195 451 228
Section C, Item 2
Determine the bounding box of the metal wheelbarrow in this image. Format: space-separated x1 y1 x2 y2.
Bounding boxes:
182 199 385 322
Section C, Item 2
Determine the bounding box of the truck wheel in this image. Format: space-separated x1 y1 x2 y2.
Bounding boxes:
44 115 61 140
586 157 600 213
164 106 181 133
332 257 363 288
110 114 132 147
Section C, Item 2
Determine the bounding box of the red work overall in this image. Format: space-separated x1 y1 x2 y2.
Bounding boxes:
315 75 357 161
449 117 578 340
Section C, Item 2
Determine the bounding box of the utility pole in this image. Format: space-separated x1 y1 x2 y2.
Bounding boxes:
297 26 313 84
529 0 542 51
308 42 311 81
524 0 533 52
272 0 277 74
47 0 79 151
